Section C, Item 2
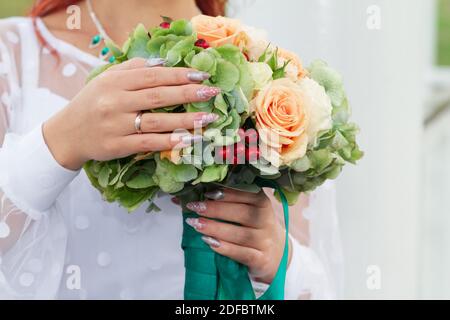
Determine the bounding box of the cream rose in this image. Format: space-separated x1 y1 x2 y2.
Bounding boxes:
249 62 273 89
242 26 271 61
191 15 247 48
251 78 332 166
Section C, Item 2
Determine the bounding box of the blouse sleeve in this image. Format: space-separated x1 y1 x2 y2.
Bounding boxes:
265 180 343 300
0 19 77 299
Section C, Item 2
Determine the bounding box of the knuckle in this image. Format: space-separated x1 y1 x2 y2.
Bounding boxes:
96 96 114 117
138 137 154 152
102 140 118 154
143 114 161 132
146 90 164 107
144 69 158 85
183 86 194 101
176 69 189 83
239 229 254 244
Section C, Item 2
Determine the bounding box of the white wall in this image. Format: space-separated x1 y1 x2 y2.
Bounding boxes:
231 0 428 299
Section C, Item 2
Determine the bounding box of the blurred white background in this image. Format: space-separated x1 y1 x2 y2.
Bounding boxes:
232 0 450 299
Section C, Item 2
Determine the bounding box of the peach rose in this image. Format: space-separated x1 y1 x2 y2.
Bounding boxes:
251 78 332 167
191 15 247 48
277 48 307 81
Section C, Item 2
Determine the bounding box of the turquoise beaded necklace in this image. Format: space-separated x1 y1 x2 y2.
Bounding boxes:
87 0 116 63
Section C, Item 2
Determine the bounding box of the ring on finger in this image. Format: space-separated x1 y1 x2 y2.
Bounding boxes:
135 111 143 134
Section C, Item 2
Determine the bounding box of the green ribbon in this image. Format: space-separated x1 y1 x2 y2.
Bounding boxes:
181 179 290 300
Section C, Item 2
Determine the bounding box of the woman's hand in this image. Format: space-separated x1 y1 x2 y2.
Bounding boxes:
178 188 291 284
43 58 221 170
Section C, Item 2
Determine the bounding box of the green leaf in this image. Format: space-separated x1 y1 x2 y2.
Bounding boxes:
212 59 240 92
126 173 157 189
169 19 193 36
118 187 159 212
309 149 333 172
215 44 242 65
189 51 216 73
274 187 300 206
308 60 345 107
193 165 228 184
166 35 196 66
214 94 229 115
98 165 112 188
291 156 311 172
127 24 151 59
173 163 198 182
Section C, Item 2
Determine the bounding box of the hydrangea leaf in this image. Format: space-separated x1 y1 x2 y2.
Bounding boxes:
193 165 228 184
212 59 240 92
126 173 157 189
215 44 242 66
189 51 217 73
127 24 152 59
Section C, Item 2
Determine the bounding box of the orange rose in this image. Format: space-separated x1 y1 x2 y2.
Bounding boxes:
277 48 307 81
251 78 332 166
191 15 247 48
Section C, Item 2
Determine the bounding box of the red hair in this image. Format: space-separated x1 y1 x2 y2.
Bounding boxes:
29 0 227 56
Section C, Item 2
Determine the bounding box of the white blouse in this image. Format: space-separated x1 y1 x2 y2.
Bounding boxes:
0 17 342 300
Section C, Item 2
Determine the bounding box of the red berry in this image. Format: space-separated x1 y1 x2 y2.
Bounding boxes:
195 39 210 49
160 22 171 29
235 143 245 156
246 148 260 162
216 146 234 163
245 129 259 145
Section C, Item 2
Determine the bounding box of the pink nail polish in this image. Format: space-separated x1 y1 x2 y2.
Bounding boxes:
202 236 221 248
187 71 210 82
195 113 220 126
197 87 221 100
186 202 207 213
185 218 205 230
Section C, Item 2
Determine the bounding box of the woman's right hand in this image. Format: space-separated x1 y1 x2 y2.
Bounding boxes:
43 58 221 170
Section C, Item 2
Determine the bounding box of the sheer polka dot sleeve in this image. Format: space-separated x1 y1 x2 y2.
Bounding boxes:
0 18 68 299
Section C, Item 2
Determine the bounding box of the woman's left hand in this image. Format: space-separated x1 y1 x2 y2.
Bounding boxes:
177 188 291 284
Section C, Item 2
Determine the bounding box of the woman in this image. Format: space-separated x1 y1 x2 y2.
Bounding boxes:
0 0 342 299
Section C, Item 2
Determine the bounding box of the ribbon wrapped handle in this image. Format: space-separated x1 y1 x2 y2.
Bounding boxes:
181 179 290 300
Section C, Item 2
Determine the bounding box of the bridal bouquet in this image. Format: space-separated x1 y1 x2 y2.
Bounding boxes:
84 15 362 300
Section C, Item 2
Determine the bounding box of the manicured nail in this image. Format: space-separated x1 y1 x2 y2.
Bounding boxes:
186 201 207 213
171 197 180 205
186 218 205 230
187 71 210 82
202 236 221 248
197 87 221 99
204 189 224 200
145 57 167 67
195 113 220 126
180 134 203 145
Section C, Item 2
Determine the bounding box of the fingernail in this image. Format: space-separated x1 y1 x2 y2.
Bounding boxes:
204 189 224 200
145 57 167 67
195 113 220 126
186 201 207 213
197 87 221 99
186 218 205 230
171 197 180 205
187 71 210 82
202 236 221 248
180 134 203 145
